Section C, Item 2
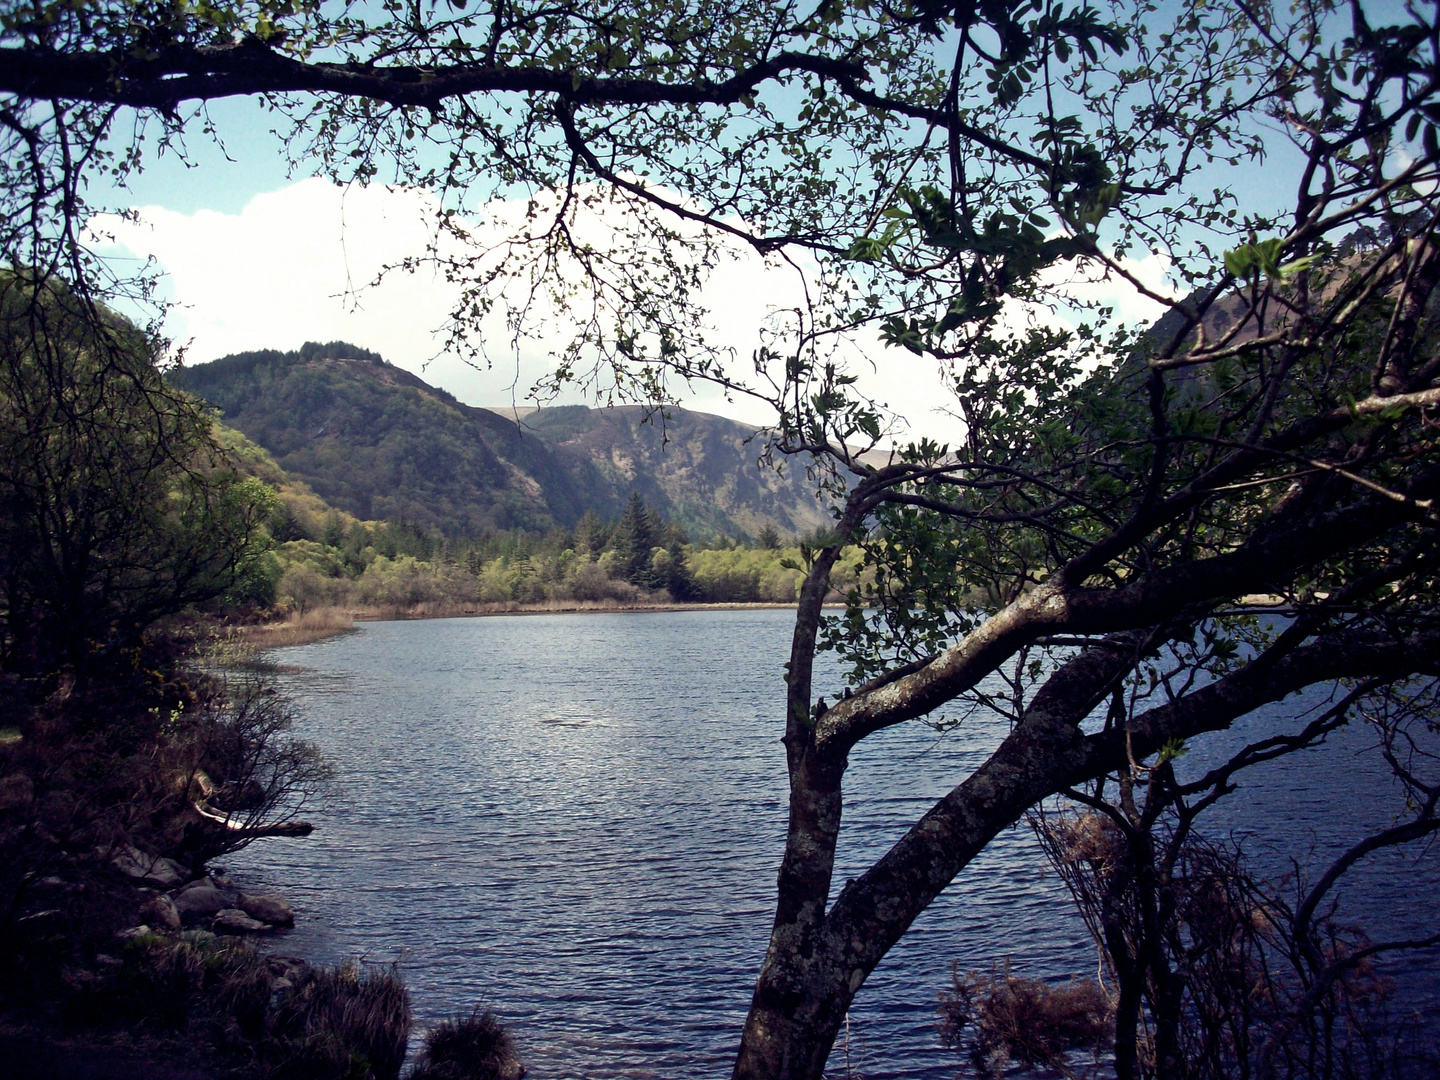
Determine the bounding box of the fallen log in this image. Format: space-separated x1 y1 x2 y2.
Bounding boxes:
192 799 314 838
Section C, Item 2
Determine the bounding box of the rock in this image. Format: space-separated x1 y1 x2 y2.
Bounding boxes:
265 955 312 998
113 926 152 943
94 952 123 968
140 893 182 932
109 844 185 888
239 891 294 927
172 877 236 922
212 908 269 934
265 954 311 983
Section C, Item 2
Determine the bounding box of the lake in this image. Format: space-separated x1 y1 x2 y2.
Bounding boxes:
226 609 1440 1078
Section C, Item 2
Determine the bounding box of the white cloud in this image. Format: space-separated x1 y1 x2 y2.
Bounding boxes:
91 179 1176 447
93 178 820 424
95 179 507 400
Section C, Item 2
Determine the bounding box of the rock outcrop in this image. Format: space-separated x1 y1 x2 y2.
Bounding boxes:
109 844 186 888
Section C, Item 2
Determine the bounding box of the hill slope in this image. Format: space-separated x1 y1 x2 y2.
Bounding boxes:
506 404 826 538
172 342 829 538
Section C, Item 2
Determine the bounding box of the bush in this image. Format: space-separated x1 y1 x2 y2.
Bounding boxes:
409 1007 524 1080
280 561 346 614
268 961 412 1080
66 931 266 1034
939 960 1112 1079
55 933 423 1080
568 558 640 603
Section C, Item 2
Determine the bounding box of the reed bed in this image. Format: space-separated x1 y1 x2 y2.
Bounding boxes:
235 608 356 648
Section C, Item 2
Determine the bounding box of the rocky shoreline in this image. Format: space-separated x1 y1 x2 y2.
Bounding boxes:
105 843 315 997
117 856 294 935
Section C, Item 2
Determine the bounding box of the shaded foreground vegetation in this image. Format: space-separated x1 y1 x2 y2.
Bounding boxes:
0 275 523 1078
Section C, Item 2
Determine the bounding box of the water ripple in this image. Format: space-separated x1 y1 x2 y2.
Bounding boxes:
227 610 1439 1079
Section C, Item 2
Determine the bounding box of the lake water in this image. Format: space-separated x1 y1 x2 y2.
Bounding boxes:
226 609 1440 1079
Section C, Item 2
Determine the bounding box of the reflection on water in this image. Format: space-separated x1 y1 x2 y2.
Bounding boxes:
226 610 1439 1079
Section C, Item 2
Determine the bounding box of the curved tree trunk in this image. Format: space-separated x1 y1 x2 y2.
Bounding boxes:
731 597 1440 1079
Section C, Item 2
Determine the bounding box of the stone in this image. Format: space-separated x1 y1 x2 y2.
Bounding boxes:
172 877 236 922
110 844 185 888
265 954 311 983
140 893 182 932
239 891 294 927
212 908 269 934
113 925 152 943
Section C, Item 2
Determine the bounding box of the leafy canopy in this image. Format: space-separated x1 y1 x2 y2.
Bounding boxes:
0 271 275 673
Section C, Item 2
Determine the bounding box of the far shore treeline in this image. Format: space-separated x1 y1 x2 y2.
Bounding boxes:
261 478 863 615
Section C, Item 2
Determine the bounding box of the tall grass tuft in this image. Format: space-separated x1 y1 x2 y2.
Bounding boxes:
408 1007 524 1080
939 959 1112 1078
267 960 412 1080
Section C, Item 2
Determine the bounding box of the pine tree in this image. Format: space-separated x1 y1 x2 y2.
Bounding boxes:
613 492 659 586
573 510 608 557
663 540 699 601
321 510 346 548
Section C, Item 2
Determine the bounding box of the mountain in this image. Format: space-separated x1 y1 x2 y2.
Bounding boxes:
500 404 827 539
171 342 830 539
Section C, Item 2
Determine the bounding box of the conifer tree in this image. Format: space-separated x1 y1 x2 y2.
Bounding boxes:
614 492 659 587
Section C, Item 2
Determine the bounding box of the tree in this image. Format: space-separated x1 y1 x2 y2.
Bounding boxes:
0 271 275 675
4 2 1440 1078
660 538 701 601
1020 685 1440 1079
612 491 660 587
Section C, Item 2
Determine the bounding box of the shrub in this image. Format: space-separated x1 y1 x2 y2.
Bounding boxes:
104 933 207 1030
268 961 412 1080
67 931 266 1034
939 960 1112 1079
408 1007 524 1080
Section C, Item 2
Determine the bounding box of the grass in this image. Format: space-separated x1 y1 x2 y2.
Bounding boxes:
36 930 420 1080
268 961 411 1080
235 608 356 648
409 1007 524 1080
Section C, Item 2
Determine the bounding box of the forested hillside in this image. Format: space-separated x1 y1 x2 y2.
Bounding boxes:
172 343 829 540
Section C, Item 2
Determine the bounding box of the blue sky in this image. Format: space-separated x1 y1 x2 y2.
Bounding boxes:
92 85 1175 448
91 0 1374 441
107 97 299 215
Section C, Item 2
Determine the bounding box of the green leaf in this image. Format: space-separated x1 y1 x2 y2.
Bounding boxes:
1277 254 1317 280
1223 246 1253 278
1157 738 1189 763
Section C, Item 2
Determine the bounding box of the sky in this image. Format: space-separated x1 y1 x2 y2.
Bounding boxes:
92 95 1174 446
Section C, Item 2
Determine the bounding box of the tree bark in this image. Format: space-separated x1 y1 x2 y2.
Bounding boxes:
733 622 1440 1079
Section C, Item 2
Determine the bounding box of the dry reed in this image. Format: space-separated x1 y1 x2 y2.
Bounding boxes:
235 608 356 648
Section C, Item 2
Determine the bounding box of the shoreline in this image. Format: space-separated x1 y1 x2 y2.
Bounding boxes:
232 599 840 649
